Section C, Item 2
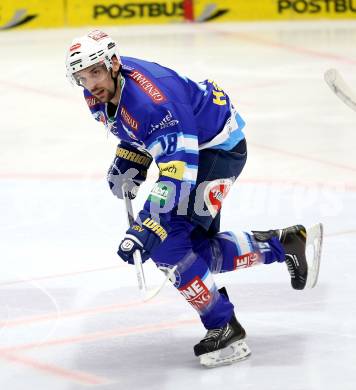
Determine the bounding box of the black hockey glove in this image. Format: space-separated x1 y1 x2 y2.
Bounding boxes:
107 142 152 200
117 210 169 264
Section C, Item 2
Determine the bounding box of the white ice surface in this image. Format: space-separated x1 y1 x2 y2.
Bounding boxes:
0 21 356 390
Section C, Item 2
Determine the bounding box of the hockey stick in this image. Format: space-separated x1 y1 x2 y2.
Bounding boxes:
123 185 147 295
324 68 356 112
122 185 177 301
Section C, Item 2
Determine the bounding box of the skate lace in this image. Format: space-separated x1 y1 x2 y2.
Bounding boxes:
203 328 223 341
285 257 296 278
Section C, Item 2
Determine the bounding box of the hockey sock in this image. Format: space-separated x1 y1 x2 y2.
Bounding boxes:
177 256 235 329
148 216 235 329
193 231 285 274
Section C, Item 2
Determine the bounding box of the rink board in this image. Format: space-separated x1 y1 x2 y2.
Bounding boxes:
1 0 356 29
0 0 64 30
193 0 356 22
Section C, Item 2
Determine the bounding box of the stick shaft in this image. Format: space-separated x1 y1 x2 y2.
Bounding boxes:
122 186 147 293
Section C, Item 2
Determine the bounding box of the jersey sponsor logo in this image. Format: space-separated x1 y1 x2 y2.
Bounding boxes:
149 110 179 134
148 182 172 207
234 252 260 270
128 70 166 103
86 95 100 108
179 276 212 312
158 161 185 180
204 178 233 218
93 2 184 19
120 106 139 131
278 0 356 14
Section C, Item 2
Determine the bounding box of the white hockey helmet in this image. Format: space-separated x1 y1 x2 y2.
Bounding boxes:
66 29 120 85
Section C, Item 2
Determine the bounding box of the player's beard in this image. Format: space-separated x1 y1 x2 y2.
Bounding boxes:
93 87 115 103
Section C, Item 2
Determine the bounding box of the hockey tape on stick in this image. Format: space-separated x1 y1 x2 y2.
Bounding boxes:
324 69 356 112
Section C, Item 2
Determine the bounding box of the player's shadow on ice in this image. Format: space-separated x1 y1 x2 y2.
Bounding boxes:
73 334 198 386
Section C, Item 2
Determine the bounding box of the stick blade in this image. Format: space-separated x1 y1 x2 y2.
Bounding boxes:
324 68 356 111
143 265 177 302
324 68 337 86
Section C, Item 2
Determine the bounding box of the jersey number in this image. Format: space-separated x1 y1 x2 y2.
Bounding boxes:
157 133 178 156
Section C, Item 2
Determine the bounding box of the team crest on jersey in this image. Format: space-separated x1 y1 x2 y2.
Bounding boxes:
204 178 233 218
128 70 166 103
93 111 117 135
107 119 118 135
120 106 139 131
93 110 107 126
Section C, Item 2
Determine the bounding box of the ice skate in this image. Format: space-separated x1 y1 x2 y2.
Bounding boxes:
194 288 251 368
253 223 323 290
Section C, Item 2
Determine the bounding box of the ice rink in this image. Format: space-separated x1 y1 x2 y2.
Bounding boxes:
1 20 356 389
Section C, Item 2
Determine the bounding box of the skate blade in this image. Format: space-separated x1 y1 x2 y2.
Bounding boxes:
199 339 251 368
306 223 323 289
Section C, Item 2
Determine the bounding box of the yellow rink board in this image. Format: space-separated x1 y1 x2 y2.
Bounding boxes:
193 0 356 22
0 0 64 30
66 0 185 26
1 0 356 30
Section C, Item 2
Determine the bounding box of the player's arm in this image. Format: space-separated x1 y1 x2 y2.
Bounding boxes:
117 104 199 264
142 108 198 220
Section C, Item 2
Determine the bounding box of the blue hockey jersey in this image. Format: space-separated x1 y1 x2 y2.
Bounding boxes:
83 56 245 220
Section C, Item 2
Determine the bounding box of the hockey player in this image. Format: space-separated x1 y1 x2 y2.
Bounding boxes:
66 30 323 368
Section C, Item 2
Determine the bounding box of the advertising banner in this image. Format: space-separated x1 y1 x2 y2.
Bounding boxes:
192 0 356 22
0 0 64 30
67 0 186 26
2 0 356 30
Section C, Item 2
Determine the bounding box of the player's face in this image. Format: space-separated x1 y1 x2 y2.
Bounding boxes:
74 63 115 102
